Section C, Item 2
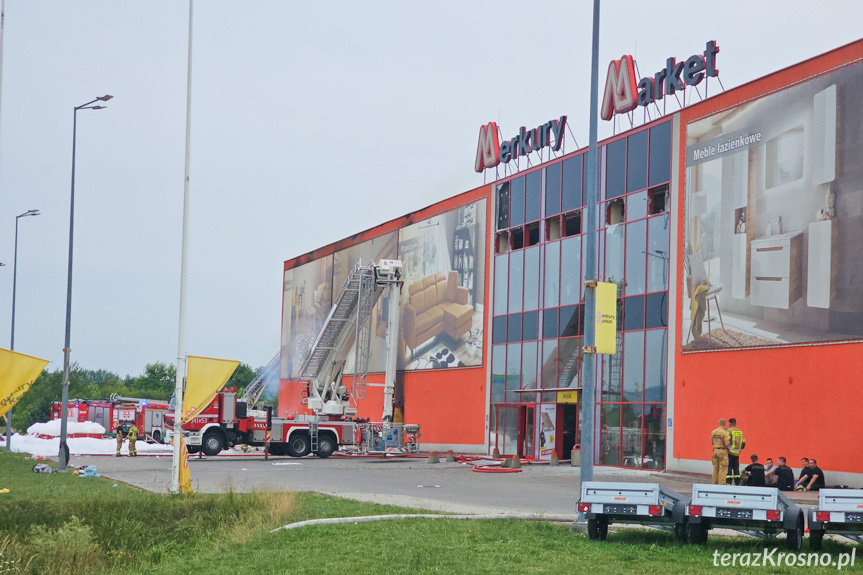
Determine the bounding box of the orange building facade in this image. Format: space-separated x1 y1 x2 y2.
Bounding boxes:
280 39 863 484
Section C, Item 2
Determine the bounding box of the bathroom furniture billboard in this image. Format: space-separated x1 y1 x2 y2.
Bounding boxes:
681 61 863 352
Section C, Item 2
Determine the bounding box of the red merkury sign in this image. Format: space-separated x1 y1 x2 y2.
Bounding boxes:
475 116 567 173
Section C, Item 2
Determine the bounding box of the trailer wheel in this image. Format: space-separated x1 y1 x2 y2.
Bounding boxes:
686 522 708 544
809 529 824 551
587 517 608 541
673 522 688 543
316 434 337 459
786 515 804 551
202 431 225 456
286 432 311 457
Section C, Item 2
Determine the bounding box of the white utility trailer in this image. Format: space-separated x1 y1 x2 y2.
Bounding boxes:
577 482 690 541
686 483 804 549
808 488 863 550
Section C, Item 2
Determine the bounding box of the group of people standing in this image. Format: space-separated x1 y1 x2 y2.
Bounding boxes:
115 424 139 457
710 418 827 490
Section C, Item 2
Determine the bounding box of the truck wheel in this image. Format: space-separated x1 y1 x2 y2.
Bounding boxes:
687 522 708 544
316 434 337 459
786 515 804 551
202 431 224 456
673 522 688 543
187 445 201 454
269 443 286 456
587 517 608 541
286 433 311 458
809 529 824 551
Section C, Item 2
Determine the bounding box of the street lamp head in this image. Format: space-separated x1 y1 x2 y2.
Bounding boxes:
97 95 113 102
24 209 40 217
90 105 106 110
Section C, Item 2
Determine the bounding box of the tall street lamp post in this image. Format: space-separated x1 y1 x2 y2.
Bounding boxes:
58 95 112 471
6 209 40 451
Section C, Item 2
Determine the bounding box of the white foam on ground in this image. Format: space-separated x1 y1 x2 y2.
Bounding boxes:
27 420 106 436
0 433 172 456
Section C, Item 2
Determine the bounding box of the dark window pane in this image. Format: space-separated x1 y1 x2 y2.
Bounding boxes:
621 404 643 467
602 348 622 401
601 404 621 466
496 182 510 231
562 155 583 212
622 331 644 402
491 345 506 403
541 340 558 389
623 295 645 331
557 337 581 388
647 214 670 292
507 313 522 343
510 177 525 227
492 316 507 344
624 219 646 296
644 330 667 402
545 163 561 217
605 139 626 199
642 404 665 469
645 292 668 329
525 170 541 223
508 250 523 313
649 121 672 187
542 307 559 340
559 304 583 338
522 310 538 341
506 343 521 402
521 341 538 390
626 130 648 193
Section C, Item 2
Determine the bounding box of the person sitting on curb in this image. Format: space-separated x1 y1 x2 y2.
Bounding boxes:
796 458 826 491
794 457 810 489
742 454 766 487
765 456 795 491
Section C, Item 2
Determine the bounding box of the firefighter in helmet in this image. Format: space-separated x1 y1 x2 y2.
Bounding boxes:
115 425 125 457
127 423 138 457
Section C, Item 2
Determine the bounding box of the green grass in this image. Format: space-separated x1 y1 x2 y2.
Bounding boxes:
1 451 860 575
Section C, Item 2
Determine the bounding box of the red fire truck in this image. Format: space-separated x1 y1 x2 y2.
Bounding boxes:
50 396 169 441
166 260 417 458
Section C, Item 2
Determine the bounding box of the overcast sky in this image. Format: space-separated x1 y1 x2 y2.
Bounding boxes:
0 1 860 377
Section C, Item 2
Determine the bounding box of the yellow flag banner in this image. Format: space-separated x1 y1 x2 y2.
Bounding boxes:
0 349 49 419
178 436 194 494
182 355 240 424
595 282 618 355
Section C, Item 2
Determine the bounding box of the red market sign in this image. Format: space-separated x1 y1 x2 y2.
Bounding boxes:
602 41 719 121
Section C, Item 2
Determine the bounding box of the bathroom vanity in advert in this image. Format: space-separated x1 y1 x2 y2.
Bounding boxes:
750 232 802 309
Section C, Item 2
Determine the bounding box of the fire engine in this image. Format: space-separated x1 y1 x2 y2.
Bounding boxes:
166 259 420 457
50 396 169 441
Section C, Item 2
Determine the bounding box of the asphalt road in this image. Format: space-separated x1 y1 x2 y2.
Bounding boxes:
68 452 819 521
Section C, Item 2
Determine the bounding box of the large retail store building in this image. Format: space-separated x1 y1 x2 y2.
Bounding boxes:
280 39 863 485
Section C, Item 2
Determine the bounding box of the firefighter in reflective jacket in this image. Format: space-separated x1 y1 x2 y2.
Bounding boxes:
127 424 138 457
115 426 125 457
726 418 745 485
711 418 731 485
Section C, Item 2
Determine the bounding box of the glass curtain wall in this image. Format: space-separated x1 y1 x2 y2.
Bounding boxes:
491 121 671 469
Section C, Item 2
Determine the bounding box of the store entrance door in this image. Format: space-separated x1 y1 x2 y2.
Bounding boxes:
559 403 580 461
517 405 535 459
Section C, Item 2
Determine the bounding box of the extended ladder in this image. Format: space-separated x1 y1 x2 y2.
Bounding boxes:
239 353 280 408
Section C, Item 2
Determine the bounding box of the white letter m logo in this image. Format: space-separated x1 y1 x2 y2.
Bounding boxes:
474 122 500 173
601 55 637 121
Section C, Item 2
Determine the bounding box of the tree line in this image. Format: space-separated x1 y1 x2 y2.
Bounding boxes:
7 361 264 432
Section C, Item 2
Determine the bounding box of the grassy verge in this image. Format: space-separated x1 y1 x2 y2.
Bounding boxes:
1 451 859 575
0 452 422 574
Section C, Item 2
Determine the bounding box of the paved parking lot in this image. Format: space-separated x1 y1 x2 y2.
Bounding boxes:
69 453 819 521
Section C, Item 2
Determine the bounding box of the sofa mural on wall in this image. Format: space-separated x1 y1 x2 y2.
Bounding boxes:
280 198 488 379
397 199 487 370
681 61 863 351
